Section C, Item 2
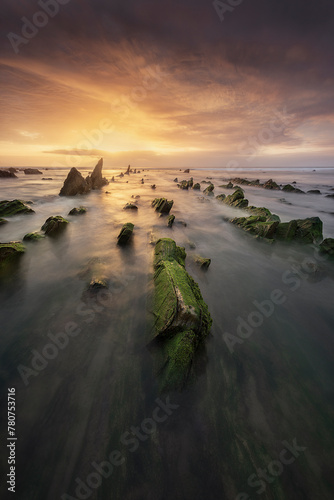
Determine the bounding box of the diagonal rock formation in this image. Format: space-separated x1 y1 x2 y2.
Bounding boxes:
59 158 108 196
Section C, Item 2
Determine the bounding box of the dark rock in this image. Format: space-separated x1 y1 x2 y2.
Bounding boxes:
8 167 18 173
263 179 280 190
219 188 248 208
231 215 279 239
326 194 334 198
125 165 131 174
184 168 190 173
219 181 234 189
319 238 334 257
167 215 175 227
42 178 53 180
216 194 226 202
0 200 34 217
275 217 323 244
178 179 191 190
203 184 214 196
0 242 25 271
307 190 321 194
123 203 138 210
173 178 178 182
0 218 8 225
41 216 69 236
68 206 87 215
141 178 144 184
23 232 45 242
86 158 109 190
152 198 174 214
117 223 134 245
24 168 43 175
149 238 212 392
59 167 90 196
151 184 156 189
194 255 211 269
282 184 304 193
0 170 17 178
192 183 201 190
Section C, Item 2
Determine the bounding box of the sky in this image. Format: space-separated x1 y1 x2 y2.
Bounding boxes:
0 0 334 168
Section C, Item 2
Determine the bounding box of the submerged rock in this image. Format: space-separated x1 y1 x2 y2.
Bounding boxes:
149 238 212 391
68 206 87 215
219 181 234 189
282 184 304 193
194 255 211 269
0 242 25 271
263 179 280 190
192 183 201 190
173 178 178 182
24 168 42 175
23 232 45 242
167 215 175 227
203 184 214 196
307 190 321 194
117 223 134 245
0 200 34 217
41 216 69 236
0 218 8 225
0 170 17 178
152 198 174 214
123 203 138 210
319 238 334 257
151 184 156 189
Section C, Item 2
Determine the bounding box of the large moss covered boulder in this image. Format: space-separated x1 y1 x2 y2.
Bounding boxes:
150 238 212 391
0 200 34 217
152 198 174 214
203 184 214 196
0 242 25 272
274 217 323 244
231 215 280 239
282 184 304 194
41 216 69 236
23 232 45 242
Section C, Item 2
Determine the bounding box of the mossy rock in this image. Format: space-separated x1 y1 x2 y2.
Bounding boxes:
0 218 8 225
230 216 279 239
23 232 45 242
0 200 35 217
117 223 134 245
216 194 226 202
68 206 87 215
150 238 212 391
167 215 175 227
152 198 174 214
203 184 214 195
319 238 334 257
282 184 304 194
274 217 323 244
0 242 25 272
263 179 280 190
41 216 69 236
221 188 248 208
194 255 211 270
219 182 234 189
192 183 201 190
123 203 138 210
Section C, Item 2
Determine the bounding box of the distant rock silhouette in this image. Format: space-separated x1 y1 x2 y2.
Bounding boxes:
59 158 108 196
24 168 43 175
0 170 17 178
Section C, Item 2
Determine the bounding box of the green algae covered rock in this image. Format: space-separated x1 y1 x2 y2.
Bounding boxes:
152 198 174 214
263 179 280 190
203 184 214 196
282 184 304 194
216 194 226 202
0 218 8 225
194 255 211 270
192 183 201 190
231 216 279 239
68 206 87 215
167 215 175 227
41 216 69 236
319 238 334 257
0 242 25 272
23 232 45 242
123 203 138 210
0 200 34 217
150 238 212 391
274 217 323 244
218 188 249 208
117 223 134 245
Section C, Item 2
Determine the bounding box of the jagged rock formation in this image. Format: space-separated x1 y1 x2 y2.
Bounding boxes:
68 207 87 215
24 169 43 175
203 184 214 196
152 198 174 214
59 158 108 196
216 188 249 208
0 170 17 178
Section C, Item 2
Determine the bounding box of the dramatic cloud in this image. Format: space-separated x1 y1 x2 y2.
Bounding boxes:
0 0 333 167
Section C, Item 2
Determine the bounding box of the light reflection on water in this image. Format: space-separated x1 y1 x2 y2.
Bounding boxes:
0 168 334 500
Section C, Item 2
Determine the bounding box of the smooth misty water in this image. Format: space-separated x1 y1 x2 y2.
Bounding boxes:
0 167 334 500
